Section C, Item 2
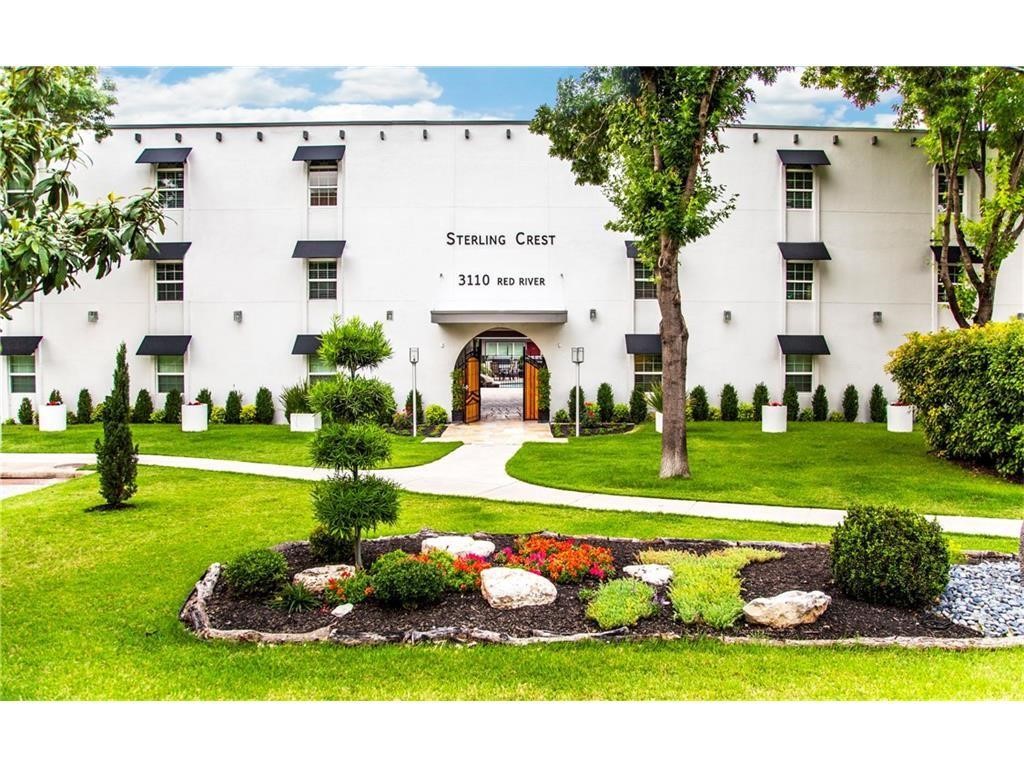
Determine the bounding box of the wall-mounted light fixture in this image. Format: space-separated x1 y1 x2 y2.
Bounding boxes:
793 133 800 145
87 310 99 323
386 310 394 321
871 135 879 145
723 309 732 323
215 131 223 142
302 130 309 141
256 131 264 142
506 128 512 140
832 135 839 145
174 133 182 143
380 130 386 141
233 310 243 323
752 132 758 143
873 311 883 324
134 133 142 143
422 129 429 140
589 308 597 320
465 129 471 140
338 130 345 140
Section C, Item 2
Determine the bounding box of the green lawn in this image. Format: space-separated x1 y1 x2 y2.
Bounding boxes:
1 467 1020 700
0 423 459 469
507 422 1024 520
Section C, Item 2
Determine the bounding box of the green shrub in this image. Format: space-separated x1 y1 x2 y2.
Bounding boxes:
567 386 586 421
317 315 392 378
312 422 393 474
629 387 648 424
689 386 709 421
537 367 551 413
782 383 799 421
76 388 93 423
830 504 950 607
553 408 570 423
163 390 182 423
450 369 465 412
708 406 721 421
48 389 62 404
370 551 446 609
279 381 310 420
224 390 242 424
405 389 424 422
92 401 106 422
195 388 213 409
254 387 275 424
811 385 828 421
131 389 153 424
752 382 770 421
737 402 754 421
223 548 289 598
585 578 657 630
886 321 1024 478
323 571 374 605
67 410 78 425
308 525 355 563
424 404 448 425
239 404 257 424
645 382 663 413
842 384 859 422
312 474 400 569
869 384 887 423
309 377 396 426
828 411 845 422
611 403 631 423
798 407 813 422
720 384 738 421
17 397 33 425
392 411 412 431
596 383 614 422
150 409 165 424
272 583 320 614
94 344 138 508
209 405 225 424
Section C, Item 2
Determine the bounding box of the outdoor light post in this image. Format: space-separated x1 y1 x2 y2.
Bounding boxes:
571 346 584 438
409 347 419 437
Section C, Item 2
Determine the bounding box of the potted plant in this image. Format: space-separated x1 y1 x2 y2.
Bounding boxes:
645 382 664 433
182 399 209 432
39 390 67 432
761 401 787 433
280 381 320 432
537 367 551 423
887 400 914 433
450 369 465 423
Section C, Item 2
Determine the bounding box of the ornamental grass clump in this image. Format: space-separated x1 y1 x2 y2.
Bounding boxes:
272 582 319 614
585 578 657 630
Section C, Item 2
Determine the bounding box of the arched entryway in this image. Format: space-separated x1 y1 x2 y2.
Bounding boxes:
452 328 547 423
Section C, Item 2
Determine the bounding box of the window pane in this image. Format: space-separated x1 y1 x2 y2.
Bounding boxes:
785 355 813 373
785 373 813 393
8 355 35 373
157 355 184 373
157 375 184 394
634 259 656 299
308 356 335 374
785 262 813 301
786 167 813 210
10 375 35 393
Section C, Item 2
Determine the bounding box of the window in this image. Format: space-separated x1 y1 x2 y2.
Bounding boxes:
156 263 184 301
785 354 813 393
308 260 337 300
633 353 662 393
785 166 813 209
308 356 336 385
156 355 184 394
937 168 964 214
786 262 814 301
483 340 525 358
156 163 184 209
8 355 36 393
937 262 963 303
309 161 338 206
634 258 657 299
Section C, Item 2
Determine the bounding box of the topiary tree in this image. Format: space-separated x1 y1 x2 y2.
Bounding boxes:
195 388 213 408
163 390 182 423
811 384 828 421
254 386 275 424
224 390 242 424
131 389 153 424
720 384 738 421
689 386 709 421
94 343 138 508
309 377 396 426
17 397 33 425
752 382 769 421
842 384 859 422
311 474 399 570
782 383 799 421
405 389 424 423
76 388 93 423
869 384 887 423
567 386 586 421
596 382 614 422
629 387 648 424
318 315 393 379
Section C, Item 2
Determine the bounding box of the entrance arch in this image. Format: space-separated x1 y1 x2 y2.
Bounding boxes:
451 328 547 423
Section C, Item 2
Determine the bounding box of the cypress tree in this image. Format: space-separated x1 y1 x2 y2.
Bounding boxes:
689 386 709 421
567 386 586 421
720 384 739 421
783 383 800 421
195 388 213 408
225 390 242 424
94 343 138 508
77 388 93 424
596 382 614 422
869 384 887 423
163 390 182 423
132 389 153 423
629 387 648 424
255 386 275 424
752 382 769 421
17 397 33 425
842 385 859 422
811 385 828 421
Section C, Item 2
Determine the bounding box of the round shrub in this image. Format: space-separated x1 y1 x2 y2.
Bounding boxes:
308 525 355 563
830 504 950 607
424 404 448 425
17 397 33 425
585 578 657 630
392 411 412 431
553 408 570 423
209 405 226 424
370 551 446 609
611 403 631 423
223 548 289 597
239 404 257 424
737 402 754 421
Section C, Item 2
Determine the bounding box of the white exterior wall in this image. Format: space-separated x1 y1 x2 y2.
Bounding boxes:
3 122 1022 423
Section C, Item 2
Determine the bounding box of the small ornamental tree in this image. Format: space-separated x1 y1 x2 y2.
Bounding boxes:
224 390 242 424
869 384 887 423
842 385 859 422
163 390 182 423
597 382 614 422
811 385 828 421
689 386 709 421
782 384 800 422
309 377 396 426
318 315 393 379
94 343 138 508
629 387 648 424
719 384 738 422
131 389 153 424
254 386 275 424
17 397 33 425
76 388 93 423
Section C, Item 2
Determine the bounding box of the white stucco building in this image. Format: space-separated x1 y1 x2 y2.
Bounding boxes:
2 120 1022 423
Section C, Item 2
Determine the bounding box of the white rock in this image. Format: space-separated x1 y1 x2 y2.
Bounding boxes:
623 564 674 587
293 564 355 594
480 567 557 610
743 590 831 629
331 603 354 619
421 535 495 559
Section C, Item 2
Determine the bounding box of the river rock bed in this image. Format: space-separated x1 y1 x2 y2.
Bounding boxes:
934 560 1024 637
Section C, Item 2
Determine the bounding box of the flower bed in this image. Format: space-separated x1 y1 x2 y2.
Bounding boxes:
549 422 635 437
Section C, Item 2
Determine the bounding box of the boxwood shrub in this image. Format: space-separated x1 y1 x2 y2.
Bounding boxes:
223 548 289 597
370 551 446 609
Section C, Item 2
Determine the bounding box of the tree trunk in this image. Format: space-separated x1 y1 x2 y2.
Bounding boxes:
657 233 691 479
354 528 363 571
974 279 996 326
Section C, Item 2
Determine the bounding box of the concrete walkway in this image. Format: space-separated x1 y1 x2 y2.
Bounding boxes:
2 447 1021 538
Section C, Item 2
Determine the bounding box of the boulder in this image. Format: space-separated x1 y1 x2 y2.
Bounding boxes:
331 603 354 619
480 567 557 610
421 535 495 559
623 564 673 587
743 590 831 629
293 564 355 594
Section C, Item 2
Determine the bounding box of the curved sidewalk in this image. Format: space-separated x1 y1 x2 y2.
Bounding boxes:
2 447 1021 538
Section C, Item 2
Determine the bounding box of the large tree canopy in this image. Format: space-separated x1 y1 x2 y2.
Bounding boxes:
532 67 781 478
0 66 165 320
803 67 1024 326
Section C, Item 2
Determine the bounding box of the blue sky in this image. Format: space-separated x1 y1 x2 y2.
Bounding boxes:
103 67 901 126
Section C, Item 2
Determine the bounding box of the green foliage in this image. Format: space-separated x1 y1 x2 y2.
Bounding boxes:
424 404 447 426
91 401 105 422
752 382 770 422
308 525 355 564
224 390 242 424
869 384 887 423
553 408 570 423
612 403 631 423
596 383 615 422
567 386 586 421
308 376 396 426
311 422 392 476
162 390 181 424
94 343 138 507
392 411 412 431
272 582 320 614
149 410 164 424
209 406 225 424
239 404 257 425
17 397 33 425
369 551 447 609
537 367 551 412
254 387 275 424
223 548 288 598
629 387 648 424
830 505 950 607
828 411 845 423
708 406 721 421
689 386 709 421
450 369 465 411
75 388 93 424
131 389 153 424
782 384 799 421
323 571 374 605
842 385 859 422
195 388 213 408
311 475 400 569
48 389 62 404
886 321 1024 477
737 402 754 422
405 389 424 423
644 382 663 413
279 381 310 420
720 384 738 422
318 315 393 378
798 407 813 422
811 385 828 421
585 578 657 630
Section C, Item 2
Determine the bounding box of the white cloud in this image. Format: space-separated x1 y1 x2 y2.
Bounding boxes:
326 67 443 103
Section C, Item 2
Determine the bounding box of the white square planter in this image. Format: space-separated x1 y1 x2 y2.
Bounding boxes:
887 404 914 433
655 411 663 433
761 405 788 433
39 404 67 432
182 403 209 432
290 412 322 432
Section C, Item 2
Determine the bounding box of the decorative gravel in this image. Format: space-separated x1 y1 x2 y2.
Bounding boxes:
934 561 1024 637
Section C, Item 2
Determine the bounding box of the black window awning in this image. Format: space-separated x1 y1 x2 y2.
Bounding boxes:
625 334 662 355
778 242 831 261
292 335 322 355
778 335 830 355
777 149 830 166
930 244 982 264
137 335 191 356
144 242 191 261
136 147 192 164
292 145 346 162
292 241 346 259
0 336 42 356
625 241 638 259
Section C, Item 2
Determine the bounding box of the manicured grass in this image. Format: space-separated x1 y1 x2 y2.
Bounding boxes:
0 423 459 469
1 467 1020 700
507 422 1024 520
